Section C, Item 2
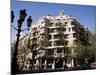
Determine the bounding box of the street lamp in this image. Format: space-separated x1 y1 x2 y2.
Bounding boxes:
19 9 27 22
11 11 15 23
11 9 33 74
27 16 32 30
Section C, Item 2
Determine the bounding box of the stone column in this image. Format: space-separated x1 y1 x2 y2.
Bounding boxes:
52 35 54 46
71 58 74 67
63 58 65 69
52 59 55 69
44 60 47 69
36 59 39 69
54 48 57 56
71 48 74 67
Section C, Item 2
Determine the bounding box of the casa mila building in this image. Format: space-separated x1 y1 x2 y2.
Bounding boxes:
18 10 89 70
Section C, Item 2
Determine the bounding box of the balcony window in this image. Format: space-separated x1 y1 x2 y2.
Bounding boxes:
72 27 76 31
57 49 62 53
56 23 58 26
65 48 69 54
65 34 69 39
63 28 66 32
33 32 38 36
54 29 58 32
65 22 68 25
40 34 45 40
65 41 68 46
79 27 84 32
69 28 71 32
54 41 60 46
33 38 37 41
73 33 77 38
48 28 50 33
48 50 54 56
54 42 57 46
54 41 63 46
50 23 53 26
54 35 59 39
51 29 55 33
59 23 62 25
71 21 76 25
74 40 77 46
49 42 52 46
49 35 52 39
50 29 59 33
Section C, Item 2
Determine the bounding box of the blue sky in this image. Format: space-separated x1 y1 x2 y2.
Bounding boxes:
11 0 96 42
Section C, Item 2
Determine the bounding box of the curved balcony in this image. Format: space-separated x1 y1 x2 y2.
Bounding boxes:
54 53 64 58
64 25 75 28
48 25 61 29
64 30 76 34
49 38 61 42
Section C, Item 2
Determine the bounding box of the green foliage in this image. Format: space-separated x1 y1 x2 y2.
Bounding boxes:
74 32 96 63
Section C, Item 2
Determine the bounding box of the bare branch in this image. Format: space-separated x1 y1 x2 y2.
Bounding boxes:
11 25 18 30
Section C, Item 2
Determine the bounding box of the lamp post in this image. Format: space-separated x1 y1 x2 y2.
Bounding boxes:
27 16 32 30
11 9 32 74
11 11 15 23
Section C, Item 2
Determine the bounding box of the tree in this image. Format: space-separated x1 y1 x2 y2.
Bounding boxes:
74 32 96 64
